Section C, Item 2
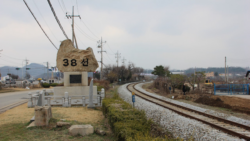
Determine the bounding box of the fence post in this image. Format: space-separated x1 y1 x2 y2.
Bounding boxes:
247 84 249 95
214 84 216 95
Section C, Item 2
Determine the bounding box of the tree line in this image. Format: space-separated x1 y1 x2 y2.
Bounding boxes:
94 62 144 83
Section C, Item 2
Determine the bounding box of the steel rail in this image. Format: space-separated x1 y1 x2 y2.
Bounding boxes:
126 83 250 141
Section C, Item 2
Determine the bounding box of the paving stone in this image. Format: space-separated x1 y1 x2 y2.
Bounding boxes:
69 124 94 136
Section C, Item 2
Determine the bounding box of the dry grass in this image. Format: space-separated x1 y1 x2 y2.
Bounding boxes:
0 87 51 94
0 104 104 125
0 104 34 125
52 106 104 124
0 103 114 141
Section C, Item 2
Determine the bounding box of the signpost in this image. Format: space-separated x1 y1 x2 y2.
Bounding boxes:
132 92 135 108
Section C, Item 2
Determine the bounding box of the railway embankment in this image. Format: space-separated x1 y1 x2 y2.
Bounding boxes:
120 82 247 140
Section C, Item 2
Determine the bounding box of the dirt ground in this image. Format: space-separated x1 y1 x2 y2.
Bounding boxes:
142 83 250 121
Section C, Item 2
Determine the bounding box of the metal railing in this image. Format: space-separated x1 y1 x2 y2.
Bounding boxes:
214 84 249 95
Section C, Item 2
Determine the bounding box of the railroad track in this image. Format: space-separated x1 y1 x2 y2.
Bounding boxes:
0 100 29 114
127 83 250 141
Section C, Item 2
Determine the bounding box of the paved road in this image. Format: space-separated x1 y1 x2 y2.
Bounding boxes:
0 89 45 108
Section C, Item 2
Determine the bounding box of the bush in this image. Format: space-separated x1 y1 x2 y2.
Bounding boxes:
97 85 104 91
42 83 50 88
102 94 152 141
93 80 110 90
50 83 58 87
57 83 64 86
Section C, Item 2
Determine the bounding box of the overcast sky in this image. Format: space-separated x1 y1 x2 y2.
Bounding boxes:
0 0 249 71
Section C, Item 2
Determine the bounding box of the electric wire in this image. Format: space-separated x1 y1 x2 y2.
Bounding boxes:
106 43 116 54
47 0 69 39
104 53 116 64
74 23 97 42
1 54 24 60
57 0 66 13
61 0 68 12
32 0 59 41
23 0 58 50
75 0 99 39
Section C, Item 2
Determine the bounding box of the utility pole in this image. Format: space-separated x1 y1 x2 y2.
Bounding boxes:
225 56 226 82
24 58 29 79
227 65 229 82
47 62 49 80
97 37 106 80
122 57 126 66
115 51 121 68
115 51 121 82
66 6 81 49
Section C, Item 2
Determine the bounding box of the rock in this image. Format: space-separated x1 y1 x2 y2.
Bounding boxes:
60 119 66 121
57 122 70 127
69 125 94 136
56 39 99 72
34 106 52 126
26 121 35 128
95 128 106 136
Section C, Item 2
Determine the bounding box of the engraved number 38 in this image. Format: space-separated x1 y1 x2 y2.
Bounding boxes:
63 59 77 66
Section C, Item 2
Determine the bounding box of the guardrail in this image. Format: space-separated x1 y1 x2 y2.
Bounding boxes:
27 89 105 107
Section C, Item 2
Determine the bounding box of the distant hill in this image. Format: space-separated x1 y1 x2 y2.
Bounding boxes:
185 67 246 74
0 63 48 79
0 63 95 80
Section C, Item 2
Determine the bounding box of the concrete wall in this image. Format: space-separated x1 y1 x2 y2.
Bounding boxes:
53 86 97 98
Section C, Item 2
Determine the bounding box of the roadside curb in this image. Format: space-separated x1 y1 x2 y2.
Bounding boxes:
0 100 29 114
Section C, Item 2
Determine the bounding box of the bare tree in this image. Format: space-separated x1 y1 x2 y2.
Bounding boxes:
195 71 206 90
10 74 19 79
186 73 196 90
170 74 186 93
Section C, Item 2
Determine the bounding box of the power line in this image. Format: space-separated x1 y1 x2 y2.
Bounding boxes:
47 0 69 39
23 0 58 50
57 0 66 13
32 0 59 41
74 23 97 42
61 0 68 12
1 54 24 60
0 58 23 66
75 0 99 39
106 43 116 54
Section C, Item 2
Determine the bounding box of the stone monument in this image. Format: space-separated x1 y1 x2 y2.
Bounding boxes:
53 39 99 106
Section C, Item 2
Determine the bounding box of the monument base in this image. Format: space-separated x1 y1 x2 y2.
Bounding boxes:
53 86 98 98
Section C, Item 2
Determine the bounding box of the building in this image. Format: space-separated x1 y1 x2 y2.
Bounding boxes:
205 72 214 78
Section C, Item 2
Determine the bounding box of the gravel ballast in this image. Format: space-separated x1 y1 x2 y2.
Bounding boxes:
118 82 245 141
135 82 250 126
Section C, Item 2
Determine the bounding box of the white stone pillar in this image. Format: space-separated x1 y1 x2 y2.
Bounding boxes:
88 79 94 108
82 96 85 107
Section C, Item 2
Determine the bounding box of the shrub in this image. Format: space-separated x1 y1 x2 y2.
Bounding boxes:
94 80 110 90
57 83 64 86
42 83 50 88
50 83 58 87
102 94 152 141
